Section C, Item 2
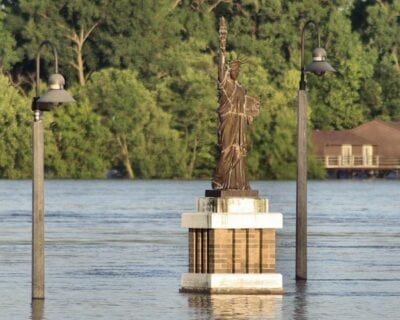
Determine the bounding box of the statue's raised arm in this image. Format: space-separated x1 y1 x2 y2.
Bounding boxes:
218 17 227 83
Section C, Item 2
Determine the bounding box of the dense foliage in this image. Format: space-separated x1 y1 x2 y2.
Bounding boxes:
0 0 399 179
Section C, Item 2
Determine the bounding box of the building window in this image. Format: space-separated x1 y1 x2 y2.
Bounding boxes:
342 144 352 166
362 145 373 166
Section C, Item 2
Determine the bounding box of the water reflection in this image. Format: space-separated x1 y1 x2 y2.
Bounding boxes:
187 294 282 320
31 299 44 320
294 281 308 320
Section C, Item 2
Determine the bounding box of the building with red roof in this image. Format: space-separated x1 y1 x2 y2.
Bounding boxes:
312 120 400 177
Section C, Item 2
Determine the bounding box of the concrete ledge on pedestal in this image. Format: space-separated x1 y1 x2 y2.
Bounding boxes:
181 212 283 229
180 273 283 295
198 197 268 214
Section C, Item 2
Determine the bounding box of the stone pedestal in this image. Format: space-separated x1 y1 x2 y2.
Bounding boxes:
180 195 283 294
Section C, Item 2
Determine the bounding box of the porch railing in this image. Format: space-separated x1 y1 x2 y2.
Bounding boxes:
316 155 400 169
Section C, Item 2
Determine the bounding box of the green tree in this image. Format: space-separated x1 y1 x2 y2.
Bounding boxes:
309 10 370 130
0 10 18 73
364 0 400 72
358 0 400 120
246 68 298 179
94 0 182 81
4 0 106 86
0 74 31 178
374 58 400 120
155 43 217 178
43 91 111 178
85 68 184 178
3 0 397 180
132 4 219 178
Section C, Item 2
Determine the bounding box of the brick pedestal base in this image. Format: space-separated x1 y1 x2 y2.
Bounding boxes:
180 196 283 294
188 228 276 273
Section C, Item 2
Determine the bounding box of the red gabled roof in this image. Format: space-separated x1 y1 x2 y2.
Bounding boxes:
312 120 400 157
386 121 400 131
352 120 400 157
312 130 374 145
311 130 375 155
352 119 400 132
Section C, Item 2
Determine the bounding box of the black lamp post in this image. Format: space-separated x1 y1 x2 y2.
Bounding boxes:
296 21 335 281
32 41 74 300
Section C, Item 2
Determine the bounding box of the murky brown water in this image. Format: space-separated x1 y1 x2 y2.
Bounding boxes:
0 180 399 319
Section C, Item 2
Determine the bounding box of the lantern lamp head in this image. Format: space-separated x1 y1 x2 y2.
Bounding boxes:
34 73 75 111
305 47 336 76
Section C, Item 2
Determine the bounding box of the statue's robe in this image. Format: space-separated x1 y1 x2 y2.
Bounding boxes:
212 71 260 190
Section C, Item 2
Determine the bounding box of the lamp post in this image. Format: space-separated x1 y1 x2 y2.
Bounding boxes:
32 41 74 300
296 21 335 281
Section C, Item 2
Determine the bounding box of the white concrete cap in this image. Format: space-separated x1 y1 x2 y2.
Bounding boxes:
181 212 283 229
181 273 283 290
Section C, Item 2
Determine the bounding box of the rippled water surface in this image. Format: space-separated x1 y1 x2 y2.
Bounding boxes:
0 180 399 319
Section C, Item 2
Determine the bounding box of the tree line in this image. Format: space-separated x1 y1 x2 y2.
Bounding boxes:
0 0 399 179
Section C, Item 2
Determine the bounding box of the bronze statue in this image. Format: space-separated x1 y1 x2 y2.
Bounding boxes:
211 17 260 190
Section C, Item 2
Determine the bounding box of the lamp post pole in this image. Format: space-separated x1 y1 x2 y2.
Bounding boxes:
32 107 45 299
296 21 335 281
32 41 74 300
296 80 308 281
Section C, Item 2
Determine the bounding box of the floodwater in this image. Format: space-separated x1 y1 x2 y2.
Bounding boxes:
0 179 399 320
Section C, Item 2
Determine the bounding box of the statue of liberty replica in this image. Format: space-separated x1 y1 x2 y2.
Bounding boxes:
180 17 283 295
211 17 260 193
